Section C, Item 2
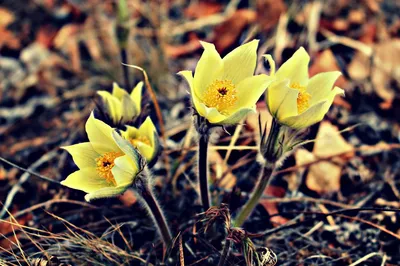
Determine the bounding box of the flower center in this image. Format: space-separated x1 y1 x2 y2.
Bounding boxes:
203 79 237 115
290 82 311 114
95 151 122 186
128 136 151 147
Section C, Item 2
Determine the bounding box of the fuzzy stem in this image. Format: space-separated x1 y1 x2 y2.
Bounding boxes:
233 165 274 227
136 168 172 246
218 239 231 266
198 132 211 210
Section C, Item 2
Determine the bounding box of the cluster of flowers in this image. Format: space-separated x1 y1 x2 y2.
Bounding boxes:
61 82 159 201
180 40 343 129
60 40 344 249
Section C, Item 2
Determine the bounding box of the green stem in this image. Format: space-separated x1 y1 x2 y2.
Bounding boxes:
136 168 172 246
198 132 211 210
233 165 274 227
218 239 231 266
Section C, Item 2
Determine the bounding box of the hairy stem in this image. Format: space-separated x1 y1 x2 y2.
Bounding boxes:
136 168 172 246
234 164 275 227
198 133 211 210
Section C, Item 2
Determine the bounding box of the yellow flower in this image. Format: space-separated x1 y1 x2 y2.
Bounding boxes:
265 47 345 129
179 40 273 125
61 113 142 201
121 116 159 163
97 82 143 124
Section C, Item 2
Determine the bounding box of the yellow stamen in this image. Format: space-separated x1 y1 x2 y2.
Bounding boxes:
95 151 122 186
203 79 237 115
290 82 311 114
129 136 151 147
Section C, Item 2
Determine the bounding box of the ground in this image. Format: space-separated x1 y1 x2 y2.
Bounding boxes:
0 0 400 265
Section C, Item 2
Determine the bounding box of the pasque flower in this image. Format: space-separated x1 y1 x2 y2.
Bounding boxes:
121 116 159 163
179 40 273 125
97 82 143 124
61 113 142 201
265 47 344 129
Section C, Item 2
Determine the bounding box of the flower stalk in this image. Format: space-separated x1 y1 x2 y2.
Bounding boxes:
134 166 173 246
234 118 281 227
195 114 211 210
233 164 275 227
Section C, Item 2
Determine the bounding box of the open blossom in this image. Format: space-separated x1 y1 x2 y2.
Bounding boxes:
179 40 273 125
265 47 344 129
121 116 159 163
61 113 142 201
97 82 143 124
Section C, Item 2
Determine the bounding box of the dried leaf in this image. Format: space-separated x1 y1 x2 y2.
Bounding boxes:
209 149 237 189
214 9 257 52
348 39 400 101
297 121 354 194
184 1 223 18
0 7 15 27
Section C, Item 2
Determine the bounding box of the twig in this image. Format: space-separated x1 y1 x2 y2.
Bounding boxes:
0 156 59 184
121 63 170 175
0 150 59 219
348 252 382 266
7 198 96 220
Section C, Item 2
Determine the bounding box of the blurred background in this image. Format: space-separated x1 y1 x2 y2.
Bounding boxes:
1 0 400 265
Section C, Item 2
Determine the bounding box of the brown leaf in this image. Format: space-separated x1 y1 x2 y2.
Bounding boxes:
119 190 137 207
184 1 223 18
0 7 15 27
297 121 354 195
256 0 286 32
0 213 32 249
214 9 257 52
348 39 400 101
0 28 21 50
259 185 289 226
209 149 237 190
309 49 347 88
164 33 202 58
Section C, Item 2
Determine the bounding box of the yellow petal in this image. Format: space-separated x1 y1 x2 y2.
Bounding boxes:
122 125 154 161
178 70 194 91
194 42 223 98
222 39 259 85
112 130 142 170
112 82 128 100
307 71 341 105
61 142 99 169
219 107 255 125
266 79 298 118
275 47 310 86
61 168 111 194
130 81 143 114
121 94 137 122
275 87 300 120
178 70 202 114
280 86 344 129
136 143 153 161
86 112 120 154
232 74 273 112
198 103 227 124
84 183 131 202
138 117 157 147
97 91 122 124
112 154 138 185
